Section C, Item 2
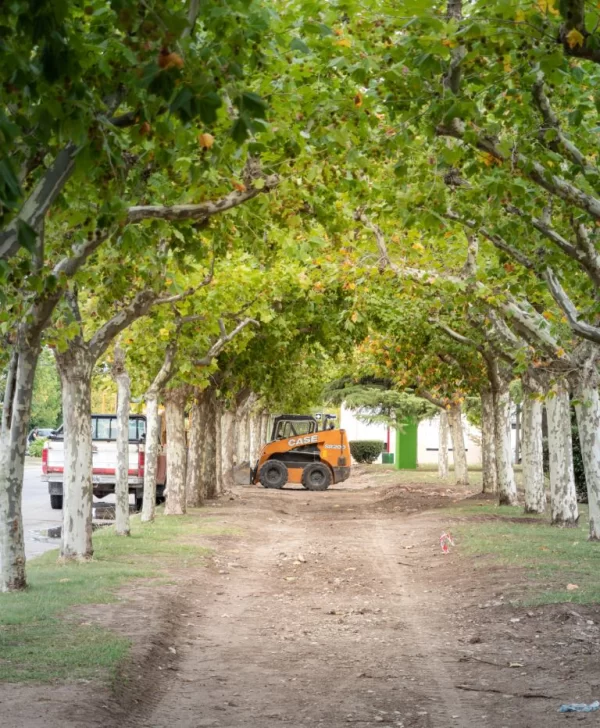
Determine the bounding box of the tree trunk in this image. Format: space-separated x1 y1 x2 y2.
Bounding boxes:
164 387 188 516
141 393 160 523
55 345 94 560
185 390 206 508
249 411 262 465
573 378 600 538
214 401 224 496
220 407 236 491
236 411 250 467
0 342 40 591
260 411 271 447
448 403 468 486
521 377 545 515
514 402 521 465
546 380 579 527
494 386 518 506
112 347 130 536
437 411 449 479
202 390 219 500
480 388 497 494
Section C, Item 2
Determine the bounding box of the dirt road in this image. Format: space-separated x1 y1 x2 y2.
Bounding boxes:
5 470 600 728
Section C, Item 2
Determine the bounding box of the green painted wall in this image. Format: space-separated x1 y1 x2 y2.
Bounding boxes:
395 420 418 470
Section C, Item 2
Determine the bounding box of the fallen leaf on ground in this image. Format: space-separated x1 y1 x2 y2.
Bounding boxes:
567 584 579 591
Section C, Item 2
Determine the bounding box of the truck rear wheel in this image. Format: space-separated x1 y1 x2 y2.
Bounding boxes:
259 460 288 489
302 463 332 491
50 494 63 510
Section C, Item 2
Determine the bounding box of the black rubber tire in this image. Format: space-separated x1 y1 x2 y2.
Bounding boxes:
135 494 144 512
50 494 63 510
302 463 332 491
259 460 288 489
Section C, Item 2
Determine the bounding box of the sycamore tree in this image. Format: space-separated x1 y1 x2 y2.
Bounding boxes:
1 0 400 589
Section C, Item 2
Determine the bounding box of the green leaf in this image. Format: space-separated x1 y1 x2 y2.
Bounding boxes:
290 37 310 54
231 115 249 144
17 220 37 254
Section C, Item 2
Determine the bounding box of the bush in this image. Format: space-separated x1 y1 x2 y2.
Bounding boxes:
28 438 47 458
350 440 384 464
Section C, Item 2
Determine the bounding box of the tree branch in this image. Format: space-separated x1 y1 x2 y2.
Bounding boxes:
436 119 600 221
543 266 600 345
126 175 279 224
0 142 79 260
505 204 600 288
146 340 179 398
194 317 259 366
532 75 596 174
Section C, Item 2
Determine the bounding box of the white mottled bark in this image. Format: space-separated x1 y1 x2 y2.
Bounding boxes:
249 412 262 465
112 347 130 536
260 411 271 446
185 391 205 508
495 387 518 506
236 412 250 466
573 381 600 539
141 394 159 523
0 345 39 591
56 347 94 560
164 387 188 516
546 380 578 526
448 403 468 486
220 408 236 491
215 403 223 496
202 390 218 499
521 381 545 515
480 389 497 494
514 403 521 465
438 411 449 479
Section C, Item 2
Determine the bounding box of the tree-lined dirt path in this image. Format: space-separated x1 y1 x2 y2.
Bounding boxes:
4 470 600 728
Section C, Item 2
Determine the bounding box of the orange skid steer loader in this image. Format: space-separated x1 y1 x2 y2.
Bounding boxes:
251 415 351 491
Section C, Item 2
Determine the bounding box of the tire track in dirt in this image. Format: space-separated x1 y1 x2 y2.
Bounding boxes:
368 518 483 727
130 486 487 728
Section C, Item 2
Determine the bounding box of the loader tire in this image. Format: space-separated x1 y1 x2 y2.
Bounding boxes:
259 460 288 489
302 463 332 491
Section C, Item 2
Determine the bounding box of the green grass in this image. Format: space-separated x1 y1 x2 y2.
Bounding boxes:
447 500 600 605
0 511 232 683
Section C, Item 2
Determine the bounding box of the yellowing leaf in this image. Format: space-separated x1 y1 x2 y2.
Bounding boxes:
566 28 585 49
198 132 215 149
537 0 559 16
354 92 363 107
515 9 525 22
412 242 425 251
335 38 352 48
503 55 512 73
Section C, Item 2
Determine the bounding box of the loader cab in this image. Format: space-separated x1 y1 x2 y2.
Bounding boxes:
271 415 318 443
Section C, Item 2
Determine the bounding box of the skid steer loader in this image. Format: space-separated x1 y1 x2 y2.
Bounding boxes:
251 414 351 491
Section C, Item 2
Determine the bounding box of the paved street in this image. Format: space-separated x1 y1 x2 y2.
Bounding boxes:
22 459 62 559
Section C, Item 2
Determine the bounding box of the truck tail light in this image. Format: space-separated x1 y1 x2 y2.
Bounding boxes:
138 448 145 477
42 443 48 474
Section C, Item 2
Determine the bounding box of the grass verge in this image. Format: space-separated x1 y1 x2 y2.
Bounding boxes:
447 500 600 606
0 511 228 683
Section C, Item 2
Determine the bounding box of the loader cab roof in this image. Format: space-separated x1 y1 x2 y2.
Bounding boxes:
270 415 318 442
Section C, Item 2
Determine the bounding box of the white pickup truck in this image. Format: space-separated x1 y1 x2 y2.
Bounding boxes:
41 414 166 511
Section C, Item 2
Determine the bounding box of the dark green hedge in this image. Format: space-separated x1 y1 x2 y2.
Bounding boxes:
350 440 385 464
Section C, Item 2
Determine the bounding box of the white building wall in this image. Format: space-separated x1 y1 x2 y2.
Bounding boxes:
340 404 484 467
417 414 482 466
